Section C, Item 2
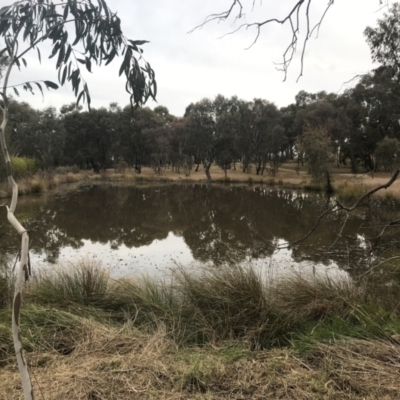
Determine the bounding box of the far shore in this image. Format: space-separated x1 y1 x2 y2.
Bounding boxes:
0 161 399 201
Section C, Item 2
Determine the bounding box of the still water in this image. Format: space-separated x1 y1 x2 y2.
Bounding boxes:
1 183 399 278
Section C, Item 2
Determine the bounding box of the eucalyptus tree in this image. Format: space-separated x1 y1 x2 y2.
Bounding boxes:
146 125 171 174
169 117 190 174
280 103 299 159
29 107 66 170
214 95 241 175
375 136 400 172
236 100 253 173
294 98 351 166
0 1 156 398
296 124 335 190
119 106 164 172
249 99 283 175
186 98 216 183
2 98 37 157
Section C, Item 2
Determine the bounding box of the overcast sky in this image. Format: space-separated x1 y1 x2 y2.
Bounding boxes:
6 0 387 116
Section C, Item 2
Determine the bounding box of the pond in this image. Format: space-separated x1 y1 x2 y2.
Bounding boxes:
1 183 400 278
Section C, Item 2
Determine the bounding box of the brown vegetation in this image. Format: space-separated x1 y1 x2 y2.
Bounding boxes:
1 162 400 200
2 260 400 398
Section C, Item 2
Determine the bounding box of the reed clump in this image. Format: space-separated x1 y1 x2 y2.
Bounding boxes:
337 182 366 203
27 259 110 307
21 260 400 350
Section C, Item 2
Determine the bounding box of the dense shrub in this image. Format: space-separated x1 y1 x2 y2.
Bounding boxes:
6 157 38 179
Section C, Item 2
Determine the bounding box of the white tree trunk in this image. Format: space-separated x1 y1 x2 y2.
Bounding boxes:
0 57 34 400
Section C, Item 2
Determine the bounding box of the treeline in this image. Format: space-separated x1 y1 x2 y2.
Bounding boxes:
3 66 400 183
2 2 400 184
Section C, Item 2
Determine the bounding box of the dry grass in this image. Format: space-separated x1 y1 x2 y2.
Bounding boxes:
1 162 400 200
3 261 400 398
307 339 400 399
273 273 368 322
21 261 400 348
1 317 400 399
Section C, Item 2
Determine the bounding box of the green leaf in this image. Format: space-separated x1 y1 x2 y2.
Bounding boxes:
129 40 150 46
37 47 41 63
0 6 10 17
119 48 131 77
63 4 69 20
153 80 157 98
56 44 65 69
61 65 68 85
77 89 85 106
104 49 116 66
77 58 86 64
84 83 91 109
44 80 59 90
100 0 109 20
13 87 19 96
85 57 92 73
65 45 72 63
49 42 60 59
22 58 27 68
23 22 33 41
35 82 43 97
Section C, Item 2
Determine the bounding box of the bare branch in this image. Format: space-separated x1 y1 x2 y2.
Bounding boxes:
283 169 400 255
319 213 350 262
357 256 400 280
336 169 400 212
193 0 335 81
337 73 368 94
281 203 339 252
310 0 334 39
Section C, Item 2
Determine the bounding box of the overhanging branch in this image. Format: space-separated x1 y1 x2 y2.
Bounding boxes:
192 0 335 81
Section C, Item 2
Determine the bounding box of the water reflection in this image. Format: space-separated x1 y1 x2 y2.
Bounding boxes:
1 184 399 277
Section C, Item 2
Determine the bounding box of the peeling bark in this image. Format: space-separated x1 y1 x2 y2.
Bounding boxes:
0 55 34 400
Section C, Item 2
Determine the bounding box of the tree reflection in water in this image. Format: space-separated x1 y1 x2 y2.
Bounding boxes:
1 184 400 277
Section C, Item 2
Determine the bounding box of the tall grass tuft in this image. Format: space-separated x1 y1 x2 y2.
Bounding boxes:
175 265 284 347
273 272 367 322
107 276 181 328
337 182 366 203
27 259 110 307
22 260 400 350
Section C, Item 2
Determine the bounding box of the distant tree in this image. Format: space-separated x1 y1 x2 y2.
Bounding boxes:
266 125 287 176
169 118 190 174
4 99 37 156
365 3 400 78
295 98 350 166
119 106 164 172
0 1 156 398
146 126 171 175
30 107 66 170
375 137 400 172
250 99 283 175
153 105 174 124
186 98 216 183
297 125 335 191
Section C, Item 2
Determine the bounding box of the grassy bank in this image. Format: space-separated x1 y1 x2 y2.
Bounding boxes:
1 162 400 201
2 260 400 398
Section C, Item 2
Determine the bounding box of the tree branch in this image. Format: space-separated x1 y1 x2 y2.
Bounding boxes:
193 0 335 81
336 168 400 212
